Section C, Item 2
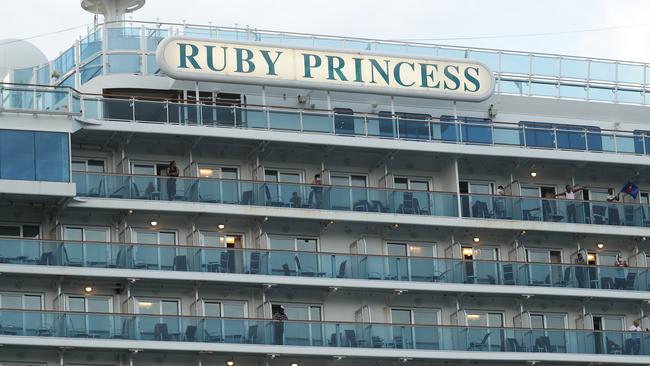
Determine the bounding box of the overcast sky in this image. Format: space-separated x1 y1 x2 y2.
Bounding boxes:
2 0 650 62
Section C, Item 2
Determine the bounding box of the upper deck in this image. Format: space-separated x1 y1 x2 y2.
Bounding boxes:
8 21 650 107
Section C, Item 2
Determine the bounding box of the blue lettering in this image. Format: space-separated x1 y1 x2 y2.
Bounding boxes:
302 53 322 78
394 61 415 87
443 65 460 90
205 45 228 72
235 48 255 73
419 63 440 88
260 50 283 76
369 59 390 84
178 43 201 69
463 67 481 92
327 56 348 81
352 58 364 82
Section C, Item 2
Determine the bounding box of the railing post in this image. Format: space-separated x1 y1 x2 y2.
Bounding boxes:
67 89 73 113
165 100 170 124
131 98 136 122
198 102 203 126
364 115 369 137
299 110 304 132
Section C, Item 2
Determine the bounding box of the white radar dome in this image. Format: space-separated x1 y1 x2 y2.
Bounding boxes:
0 39 47 82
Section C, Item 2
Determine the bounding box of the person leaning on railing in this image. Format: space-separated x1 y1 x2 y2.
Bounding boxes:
555 185 586 223
606 188 621 225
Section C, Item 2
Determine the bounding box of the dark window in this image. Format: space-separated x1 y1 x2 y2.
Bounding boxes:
0 130 35 180
374 111 396 138
334 108 355 135
396 112 430 140
440 115 492 144
520 121 601 151
35 132 69 182
0 130 69 182
520 121 554 148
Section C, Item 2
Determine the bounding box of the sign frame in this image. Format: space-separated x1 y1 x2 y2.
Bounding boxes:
156 36 495 102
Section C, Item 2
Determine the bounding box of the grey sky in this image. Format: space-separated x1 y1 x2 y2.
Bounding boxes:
2 0 650 62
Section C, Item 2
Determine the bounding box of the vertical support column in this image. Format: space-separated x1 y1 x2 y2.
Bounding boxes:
101 25 109 75
390 96 396 138
74 39 81 89
140 25 147 75
262 86 270 128
327 91 333 133
454 158 462 218
195 81 201 125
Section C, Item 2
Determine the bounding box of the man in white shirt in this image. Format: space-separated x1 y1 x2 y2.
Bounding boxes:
555 185 585 223
628 319 641 355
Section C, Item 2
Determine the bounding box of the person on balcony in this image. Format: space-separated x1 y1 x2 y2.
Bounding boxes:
555 185 586 223
308 174 323 209
606 188 621 225
272 306 288 345
166 161 179 200
494 185 507 218
574 250 587 288
628 319 642 355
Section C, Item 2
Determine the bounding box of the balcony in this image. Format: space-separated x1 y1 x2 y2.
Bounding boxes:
71 172 650 230
0 309 647 356
4 84 650 159
462 193 650 227
1 238 648 293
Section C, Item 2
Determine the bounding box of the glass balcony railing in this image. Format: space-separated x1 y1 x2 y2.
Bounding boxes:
2 238 648 292
461 193 650 227
0 309 648 356
71 172 459 217
4 83 650 157
71 172 650 229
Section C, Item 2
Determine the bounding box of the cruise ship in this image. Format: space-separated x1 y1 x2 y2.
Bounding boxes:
1 0 650 365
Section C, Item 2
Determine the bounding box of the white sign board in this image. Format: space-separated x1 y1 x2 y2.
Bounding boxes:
157 37 495 101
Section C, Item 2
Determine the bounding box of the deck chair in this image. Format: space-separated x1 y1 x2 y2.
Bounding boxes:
184 325 197 341
506 337 526 352
173 255 187 271
62 246 82 267
554 267 572 287
592 205 607 224
263 185 285 207
294 256 326 277
468 332 491 351
154 323 170 341
542 200 564 222
624 272 637 290
336 260 348 278
247 252 260 274
343 329 358 347
399 192 416 214
245 324 258 343
606 337 622 354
